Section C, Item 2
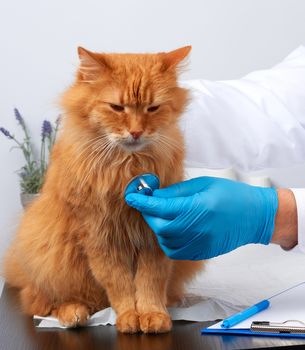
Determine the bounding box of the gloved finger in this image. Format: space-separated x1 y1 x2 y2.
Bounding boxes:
142 214 208 260
125 193 190 219
142 214 186 248
142 213 187 240
153 176 215 198
142 213 171 236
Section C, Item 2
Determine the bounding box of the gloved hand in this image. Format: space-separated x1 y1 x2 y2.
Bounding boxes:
125 176 278 260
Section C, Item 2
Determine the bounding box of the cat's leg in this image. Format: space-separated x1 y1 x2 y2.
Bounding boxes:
87 249 139 333
14 243 104 327
45 256 108 327
167 260 204 306
19 284 92 328
20 285 53 316
135 249 173 333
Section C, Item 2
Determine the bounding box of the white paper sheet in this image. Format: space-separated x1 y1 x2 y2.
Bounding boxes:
209 282 305 330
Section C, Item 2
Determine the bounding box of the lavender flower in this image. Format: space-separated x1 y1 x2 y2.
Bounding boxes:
3 108 59 194
14 108 25 127
0 127 13 139
41 120 53 140
19 170 28 180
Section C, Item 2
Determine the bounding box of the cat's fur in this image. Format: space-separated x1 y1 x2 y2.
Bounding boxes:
4 46 203 333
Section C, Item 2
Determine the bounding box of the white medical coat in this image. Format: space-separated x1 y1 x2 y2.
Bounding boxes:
179 46 305 251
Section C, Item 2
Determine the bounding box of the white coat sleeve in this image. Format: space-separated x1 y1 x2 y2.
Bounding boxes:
179 46 305 172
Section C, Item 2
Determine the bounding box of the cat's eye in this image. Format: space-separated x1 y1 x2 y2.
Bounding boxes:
110 104 125 112
147 105 160 112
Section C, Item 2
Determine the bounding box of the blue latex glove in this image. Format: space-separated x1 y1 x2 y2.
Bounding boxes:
125 176 278 260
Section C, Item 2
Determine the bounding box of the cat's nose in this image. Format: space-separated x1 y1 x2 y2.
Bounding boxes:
130 131 143 140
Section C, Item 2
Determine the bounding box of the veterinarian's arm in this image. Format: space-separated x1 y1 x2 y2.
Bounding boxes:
125 177 299 260
270 189 297 250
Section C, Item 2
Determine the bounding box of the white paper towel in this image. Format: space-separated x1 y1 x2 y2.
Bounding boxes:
34 295 245 329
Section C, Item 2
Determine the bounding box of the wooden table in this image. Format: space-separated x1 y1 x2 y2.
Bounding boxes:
2 285 305 350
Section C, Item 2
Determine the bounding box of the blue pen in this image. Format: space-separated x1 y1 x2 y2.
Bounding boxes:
221 300 270 329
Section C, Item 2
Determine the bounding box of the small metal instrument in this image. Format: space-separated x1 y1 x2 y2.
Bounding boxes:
251 320 305 334
125 173 160 197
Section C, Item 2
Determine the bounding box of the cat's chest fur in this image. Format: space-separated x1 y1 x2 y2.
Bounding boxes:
68 152 163 249
50 136 182 250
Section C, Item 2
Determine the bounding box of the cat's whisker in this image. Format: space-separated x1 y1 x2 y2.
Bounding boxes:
76 135 111 159
78 142 113 188
150 138 179 166
79 153 103 189
154 137 182 153
157 134 183 150
71 133 109 154
103 142 117 162
67 138 109 182
83 139 111 163
78 139 118 189
66 137 105 168
67 136 111 172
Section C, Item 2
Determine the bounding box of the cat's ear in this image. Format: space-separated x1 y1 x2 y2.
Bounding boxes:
77 47 109 83
161 46 192 71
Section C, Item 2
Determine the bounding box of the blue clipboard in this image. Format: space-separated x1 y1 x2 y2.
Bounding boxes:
202 282 305 338
202 326 305 339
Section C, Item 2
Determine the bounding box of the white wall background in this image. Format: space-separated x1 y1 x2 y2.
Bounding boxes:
1 0 305 268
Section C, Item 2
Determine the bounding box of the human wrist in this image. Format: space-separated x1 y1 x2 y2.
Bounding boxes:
271 189 298 250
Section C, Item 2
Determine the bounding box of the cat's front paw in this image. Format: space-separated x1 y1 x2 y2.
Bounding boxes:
116 309 140 333
139 311 172 333
53 303 90 328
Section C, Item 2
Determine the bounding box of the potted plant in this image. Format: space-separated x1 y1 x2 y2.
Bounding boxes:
0 108 60 208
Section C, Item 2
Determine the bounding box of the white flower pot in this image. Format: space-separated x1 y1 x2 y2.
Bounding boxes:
20 193 39 209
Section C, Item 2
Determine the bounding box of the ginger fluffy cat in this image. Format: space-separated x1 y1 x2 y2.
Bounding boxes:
4 46 203 333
